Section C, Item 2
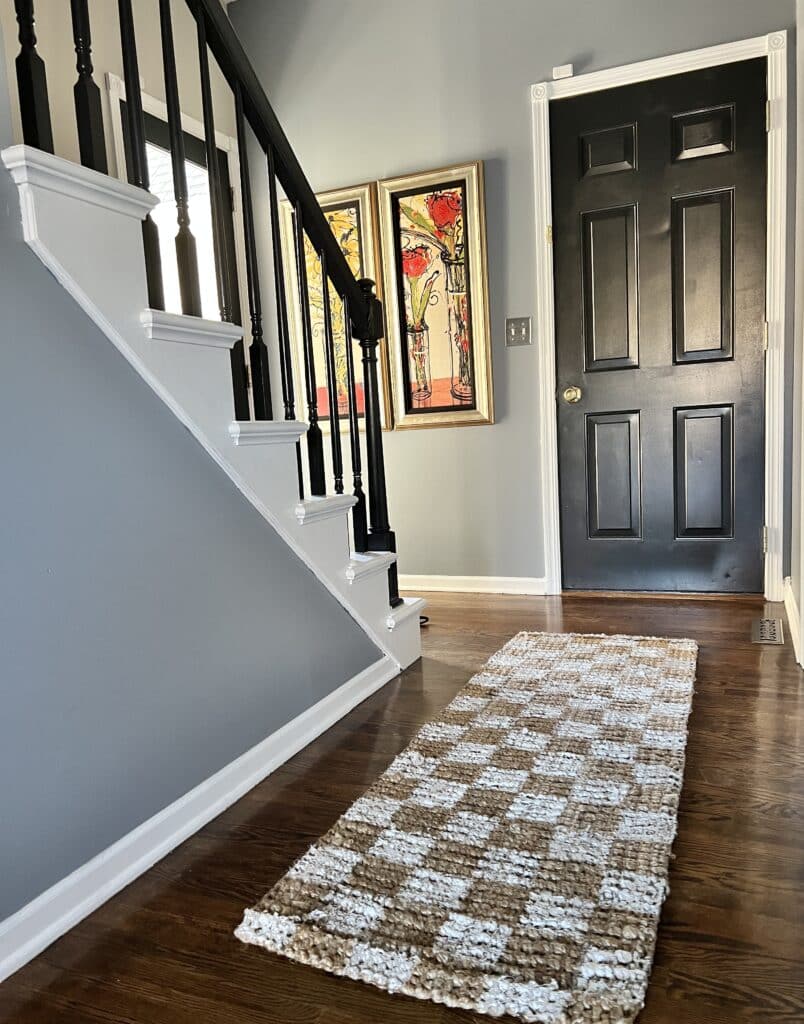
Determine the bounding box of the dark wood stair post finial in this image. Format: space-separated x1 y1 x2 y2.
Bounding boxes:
357 279 402 607
69 0 107 173
13 0 53 153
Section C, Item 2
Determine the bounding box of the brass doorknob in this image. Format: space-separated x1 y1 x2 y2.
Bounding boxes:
562 385 583 404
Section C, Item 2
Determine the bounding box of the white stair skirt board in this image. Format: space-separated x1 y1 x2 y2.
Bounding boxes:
0 655 399 984
783 578 802 667
399 574 548 595
1 145 421 670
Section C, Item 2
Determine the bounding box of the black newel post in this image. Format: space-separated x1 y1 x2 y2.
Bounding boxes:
14 0 53 153
69 0 107 173
196 15 249 419
343 295 368 552
117 0 164 310
158 0 202 317
357 279 402 607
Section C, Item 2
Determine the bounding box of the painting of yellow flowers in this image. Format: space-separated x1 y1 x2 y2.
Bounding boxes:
378 162 493 429
280 183 392 430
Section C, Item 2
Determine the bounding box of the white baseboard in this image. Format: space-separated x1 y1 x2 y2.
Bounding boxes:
398 574 547 596
0 655 398 984
783 577 802 666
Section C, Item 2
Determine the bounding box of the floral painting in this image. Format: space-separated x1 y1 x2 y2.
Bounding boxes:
280 184 392 430
379 163 493 428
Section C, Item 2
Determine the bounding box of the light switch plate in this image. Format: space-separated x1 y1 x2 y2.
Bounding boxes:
506 316 532 347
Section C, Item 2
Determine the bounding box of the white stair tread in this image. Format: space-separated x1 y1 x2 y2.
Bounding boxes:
345 551 397 584
141 309 243 349
386 596 427 631
229 420 307 446
2 144 158 219
295 494 357 524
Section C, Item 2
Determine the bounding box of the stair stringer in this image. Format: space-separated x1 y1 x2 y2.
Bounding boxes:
2 145 422 668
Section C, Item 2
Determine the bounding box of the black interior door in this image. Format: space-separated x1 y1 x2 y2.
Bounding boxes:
550 58 767 592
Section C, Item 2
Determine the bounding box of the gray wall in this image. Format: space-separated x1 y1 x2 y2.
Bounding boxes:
232 0 797 580
0 30 378 921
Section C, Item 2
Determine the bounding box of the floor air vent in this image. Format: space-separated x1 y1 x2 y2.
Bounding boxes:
751 617 784 645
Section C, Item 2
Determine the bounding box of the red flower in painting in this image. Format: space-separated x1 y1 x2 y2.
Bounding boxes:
401 245 432 279
426 190 461 230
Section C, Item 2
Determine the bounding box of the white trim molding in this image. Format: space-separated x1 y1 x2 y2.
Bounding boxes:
140 309 243 349
531 32 788 601
346 551 397 584
399 574 548 596
228 420 307 446
294 495 357 525
783 577 802 666
0 655 399 984
2 144 157 220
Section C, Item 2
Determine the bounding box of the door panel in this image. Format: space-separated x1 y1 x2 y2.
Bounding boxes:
551 58 766 592
672 104 735 161
586 412 642 538
671 190 733 361
581 123 637 176
582 206 639 369
674 406 734 538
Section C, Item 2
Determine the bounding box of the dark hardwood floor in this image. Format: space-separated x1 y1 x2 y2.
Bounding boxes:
1 592 802 1023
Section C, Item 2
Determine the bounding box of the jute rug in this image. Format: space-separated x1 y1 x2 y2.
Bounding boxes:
236 631 697 1023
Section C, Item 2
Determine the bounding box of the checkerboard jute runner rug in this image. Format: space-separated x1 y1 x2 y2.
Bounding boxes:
236 631 697 1023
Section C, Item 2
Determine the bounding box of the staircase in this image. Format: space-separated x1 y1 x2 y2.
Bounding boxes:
4 0 424 669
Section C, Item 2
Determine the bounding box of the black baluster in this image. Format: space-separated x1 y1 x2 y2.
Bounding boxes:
320 254 344 494
266 146 295 421
356 279 401 607
117 0 164 310
294 203 326 496
234 83 270 420
70 0 107 173
14 0 53 153
342 295 368 552
158 0 202 317
196 14 248 420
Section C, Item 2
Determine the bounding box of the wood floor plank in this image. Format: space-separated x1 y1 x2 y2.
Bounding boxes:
1 592 802 1024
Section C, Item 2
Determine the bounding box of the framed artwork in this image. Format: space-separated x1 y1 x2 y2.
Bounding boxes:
280 183 393 431
378 162 493 428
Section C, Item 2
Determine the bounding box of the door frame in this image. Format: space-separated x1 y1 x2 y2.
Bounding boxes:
530 31 788 600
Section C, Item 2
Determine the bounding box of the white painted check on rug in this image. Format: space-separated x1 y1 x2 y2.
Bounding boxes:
236 630 697 1023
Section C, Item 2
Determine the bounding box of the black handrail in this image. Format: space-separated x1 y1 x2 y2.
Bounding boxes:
186 0 369 338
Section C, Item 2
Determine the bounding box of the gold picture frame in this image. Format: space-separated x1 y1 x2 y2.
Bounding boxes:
279 182 393 431
378 161 494 428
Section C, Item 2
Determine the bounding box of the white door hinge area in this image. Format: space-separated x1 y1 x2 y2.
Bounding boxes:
546 224 553 245
762 525 769 555
763 321 769 352
766 100 771 132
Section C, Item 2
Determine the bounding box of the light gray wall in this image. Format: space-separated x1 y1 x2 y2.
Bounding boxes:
0 28 379 922
232 0 797 580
